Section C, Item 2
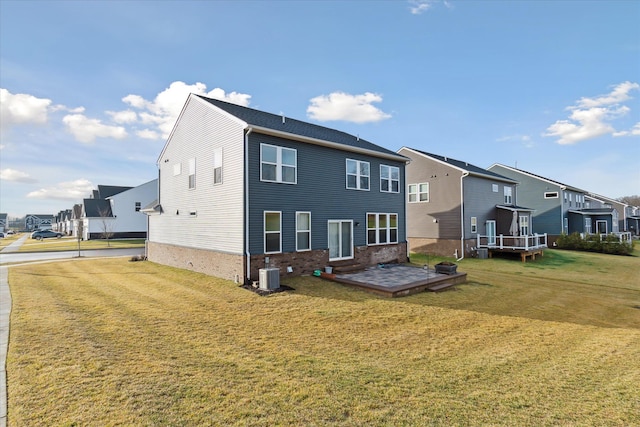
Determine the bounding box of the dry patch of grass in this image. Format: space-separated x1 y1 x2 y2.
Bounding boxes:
7 252 640 426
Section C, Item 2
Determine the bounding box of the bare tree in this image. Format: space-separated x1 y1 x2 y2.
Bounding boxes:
97 206 115 247
618 195 640 206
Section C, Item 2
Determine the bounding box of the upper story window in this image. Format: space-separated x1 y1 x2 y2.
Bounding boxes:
346 159 370 190
173 163 181 176
135 202 141 212
408 183 429 203
188 158 196 189
213 148 223 185
261 144 296 184
492 184 499 192
544 192 559 199
504 186 513 204
380 165 399 193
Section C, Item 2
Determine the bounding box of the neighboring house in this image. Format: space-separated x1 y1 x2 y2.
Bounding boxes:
25 214 54 231
627 205 640 236
81 180 157 240
146 94 409 284
399 147 535 258
585 192 628 233
487 164 618 241
0 213 7 233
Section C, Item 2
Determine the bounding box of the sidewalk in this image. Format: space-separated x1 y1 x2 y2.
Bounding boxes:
0 234 28 253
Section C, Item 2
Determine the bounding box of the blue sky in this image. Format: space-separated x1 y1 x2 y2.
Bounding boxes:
1 0 639 218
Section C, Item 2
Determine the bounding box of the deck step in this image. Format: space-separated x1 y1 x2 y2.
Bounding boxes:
427 282 457 292
332 264 365 273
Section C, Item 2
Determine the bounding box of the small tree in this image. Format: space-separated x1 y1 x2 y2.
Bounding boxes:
97 206 115 247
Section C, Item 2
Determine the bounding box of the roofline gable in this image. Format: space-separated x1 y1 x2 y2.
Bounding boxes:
488 163 586 192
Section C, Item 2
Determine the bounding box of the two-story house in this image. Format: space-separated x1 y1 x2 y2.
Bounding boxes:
80 180 157 240
399 148 536 258
487 164 618 241
146 94 409 284
24 214 54 231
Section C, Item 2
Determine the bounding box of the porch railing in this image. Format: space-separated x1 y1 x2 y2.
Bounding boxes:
477 233 548 250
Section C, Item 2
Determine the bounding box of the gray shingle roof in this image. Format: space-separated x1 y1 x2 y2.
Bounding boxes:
405 148 517 183
83 199 113 217
197 95 403 159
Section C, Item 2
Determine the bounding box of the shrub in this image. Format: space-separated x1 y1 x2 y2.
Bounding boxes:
556 232 633 256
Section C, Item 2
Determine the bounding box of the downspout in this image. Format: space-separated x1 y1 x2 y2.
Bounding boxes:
458 171 469 261
244 128 253 284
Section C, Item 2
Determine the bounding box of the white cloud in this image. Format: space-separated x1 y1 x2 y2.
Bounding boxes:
26 178 94 200
544 81 639 145
136 129 160 139
613 122 640 137
409 0 451 15
107 109 138 124
0 168 37 183
122 81 252 139
62 114 128 144
0 88 51 130
307 92 392 123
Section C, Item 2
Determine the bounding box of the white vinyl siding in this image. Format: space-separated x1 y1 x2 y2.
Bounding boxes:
261 143 297 184
149 95 245 254
346 159 370 190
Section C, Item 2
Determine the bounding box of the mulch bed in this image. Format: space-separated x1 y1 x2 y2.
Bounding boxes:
239 283 295 296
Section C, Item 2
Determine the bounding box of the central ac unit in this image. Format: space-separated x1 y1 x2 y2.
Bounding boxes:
259 268 280 290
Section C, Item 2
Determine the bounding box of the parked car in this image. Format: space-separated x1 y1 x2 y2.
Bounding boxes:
31 230 63 240
7 230 15 235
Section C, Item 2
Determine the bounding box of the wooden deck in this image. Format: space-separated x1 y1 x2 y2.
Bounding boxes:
488 247 544 262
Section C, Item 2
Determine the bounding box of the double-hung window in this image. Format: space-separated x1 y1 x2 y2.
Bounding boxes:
367 213 398 245
380 165 399 193
261 144 296 184
408 183 429 202
188 158 196 189
264 211 281 253
135 202 141 212
346 159 370 190
471 217 477 233
296 212 311 251
213 148 223 185
504 186 512 204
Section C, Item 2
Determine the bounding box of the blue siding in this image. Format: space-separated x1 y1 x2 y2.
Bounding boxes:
247 133 406 254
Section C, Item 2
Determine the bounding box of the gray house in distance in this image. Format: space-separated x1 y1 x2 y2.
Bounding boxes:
487 164 618 241
399 147 535 258
147 94 409 284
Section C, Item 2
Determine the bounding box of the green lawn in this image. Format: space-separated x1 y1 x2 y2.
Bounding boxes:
7 249 640 426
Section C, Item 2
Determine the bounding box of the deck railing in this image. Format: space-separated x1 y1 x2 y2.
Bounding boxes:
477 233 548 250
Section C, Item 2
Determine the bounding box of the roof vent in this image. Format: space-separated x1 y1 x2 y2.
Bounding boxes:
444 156 448 161
281 114 285 124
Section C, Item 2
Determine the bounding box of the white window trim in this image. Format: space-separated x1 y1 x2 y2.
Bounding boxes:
519 215 529 236
408 183 429 203
366 213 398 246
328 220 354 261
188 158 196 190
544 192 559 199
379 165 400 193
492 184 499 192
260 143 297 184
213 148 223 185
173 163 182 176
264 211 282 254
346 159 370 191
296 211 311 252
471 217 477 233
504 186 513 205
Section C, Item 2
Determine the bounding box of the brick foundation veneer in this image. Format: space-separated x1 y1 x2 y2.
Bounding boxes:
148 241 408 284
146 241 245 283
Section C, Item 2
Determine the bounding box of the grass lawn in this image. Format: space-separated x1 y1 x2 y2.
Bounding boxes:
7 249 640 426
15 236 145 252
